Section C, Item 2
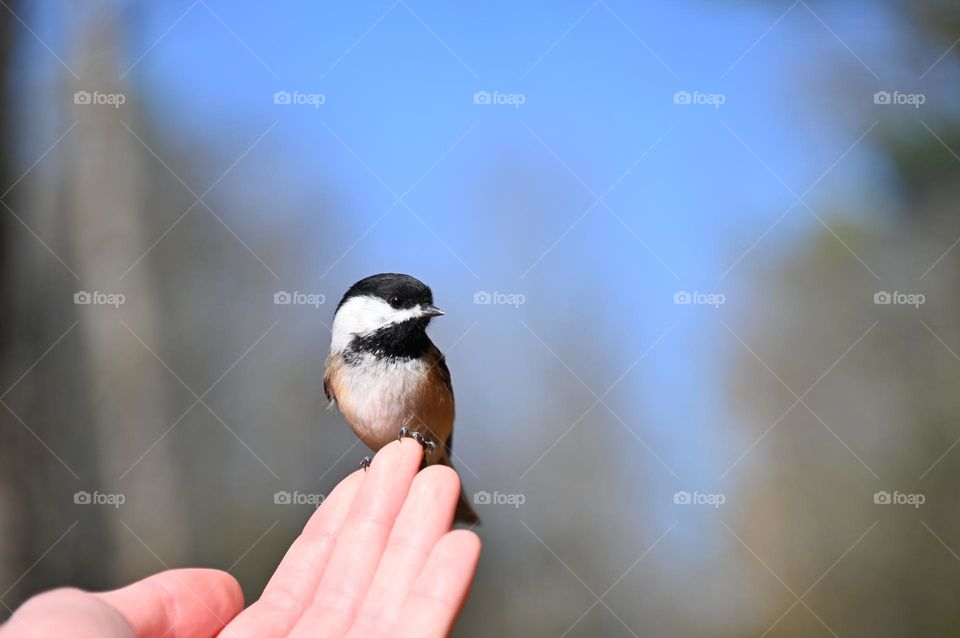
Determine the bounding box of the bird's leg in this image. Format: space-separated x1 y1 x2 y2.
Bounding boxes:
359 456 371 472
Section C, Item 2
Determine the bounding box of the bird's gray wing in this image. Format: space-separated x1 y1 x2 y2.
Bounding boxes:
429 344 455 454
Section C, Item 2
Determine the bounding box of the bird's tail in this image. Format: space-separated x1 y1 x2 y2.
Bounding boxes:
454 489 480 526
437 453 480 525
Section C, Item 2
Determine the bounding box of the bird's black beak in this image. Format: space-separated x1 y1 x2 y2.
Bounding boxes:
421 304 445 318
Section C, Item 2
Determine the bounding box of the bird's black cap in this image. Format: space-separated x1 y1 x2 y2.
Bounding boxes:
336 273 435 313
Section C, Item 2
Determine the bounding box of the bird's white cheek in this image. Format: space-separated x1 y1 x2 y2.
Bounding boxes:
329 295 425 353
330 296 391 352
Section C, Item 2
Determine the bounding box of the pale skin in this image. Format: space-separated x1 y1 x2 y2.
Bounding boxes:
0 440 481 638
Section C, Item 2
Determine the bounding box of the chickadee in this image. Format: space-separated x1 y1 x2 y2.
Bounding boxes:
324 273 479 525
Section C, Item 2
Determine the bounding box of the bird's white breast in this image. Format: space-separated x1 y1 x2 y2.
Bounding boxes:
334 352 429 448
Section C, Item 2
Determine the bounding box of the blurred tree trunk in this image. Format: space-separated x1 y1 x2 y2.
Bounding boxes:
0 0 112 608
0 2 118 610
64 6 191 578
0 0 18 599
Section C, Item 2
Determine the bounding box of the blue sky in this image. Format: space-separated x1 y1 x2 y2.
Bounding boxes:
152 2 889 468
17 0 905 514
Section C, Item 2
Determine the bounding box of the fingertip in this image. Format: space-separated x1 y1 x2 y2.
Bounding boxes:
354 440 423 511
192 568 245 612
423 530 482 580
374 438 426 472
389 465 461 535
418 463 460 493
98 568 243 638
156 568 243 604
443 529 482 560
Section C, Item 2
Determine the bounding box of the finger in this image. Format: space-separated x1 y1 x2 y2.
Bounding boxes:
220 469 365 638
1 588 136 638
288 439 424 638
347 464 461 636
394 530 481 638
96 568 243 638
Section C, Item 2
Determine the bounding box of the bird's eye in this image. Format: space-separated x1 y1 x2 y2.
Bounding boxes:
389 296 403 309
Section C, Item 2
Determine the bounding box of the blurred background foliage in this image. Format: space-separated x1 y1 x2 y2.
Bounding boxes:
1 1 959 636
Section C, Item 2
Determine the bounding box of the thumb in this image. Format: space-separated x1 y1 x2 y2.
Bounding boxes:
96 569 243 638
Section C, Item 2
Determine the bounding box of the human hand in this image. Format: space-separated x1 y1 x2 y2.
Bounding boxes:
0 439 481 638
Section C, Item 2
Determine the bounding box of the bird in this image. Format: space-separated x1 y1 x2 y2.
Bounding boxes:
323 273 480 525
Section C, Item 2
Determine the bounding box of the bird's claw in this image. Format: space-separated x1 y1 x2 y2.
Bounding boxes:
359 456 371 472
398 427 437 451
398 426 426 446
